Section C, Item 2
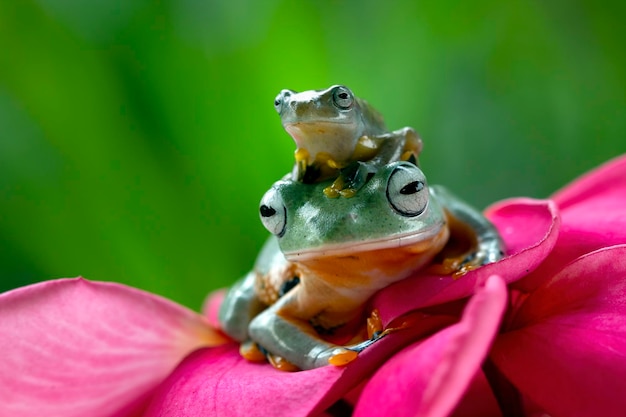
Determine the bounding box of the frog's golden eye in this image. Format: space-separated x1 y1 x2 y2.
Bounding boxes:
259 188 287 237
332 86 354 110
386 164 428 217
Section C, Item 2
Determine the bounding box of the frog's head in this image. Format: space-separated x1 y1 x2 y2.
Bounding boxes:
274 85 386 165
258 161 447 262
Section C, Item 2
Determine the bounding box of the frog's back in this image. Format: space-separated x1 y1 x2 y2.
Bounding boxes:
356 97 387 136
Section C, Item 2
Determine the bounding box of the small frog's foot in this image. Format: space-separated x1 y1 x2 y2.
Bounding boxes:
323 176 347 198
294 148 310 165
323 161 375 198
292 148 310 182
342 161 375 192
323 177 359 198
400 150 419 166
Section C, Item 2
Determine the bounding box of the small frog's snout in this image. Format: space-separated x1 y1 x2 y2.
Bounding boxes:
274 89 295 115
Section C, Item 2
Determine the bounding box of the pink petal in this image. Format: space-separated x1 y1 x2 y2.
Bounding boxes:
551 153 626 210
373 198 559 326
144 315 456 417
490 245 626 417
0 278 228 417
517 154 626 290
450 371 502 417
354 275 507 417
202 288 227 329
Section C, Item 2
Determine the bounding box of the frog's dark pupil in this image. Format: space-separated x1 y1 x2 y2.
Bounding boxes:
400 181 423 195
260 205 276 217
339 93 348 99
274 99 280 106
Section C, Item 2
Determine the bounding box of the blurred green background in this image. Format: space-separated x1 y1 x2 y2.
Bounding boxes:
1 0 624 309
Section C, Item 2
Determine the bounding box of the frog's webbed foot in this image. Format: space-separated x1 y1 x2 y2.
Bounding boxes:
323 161 376 198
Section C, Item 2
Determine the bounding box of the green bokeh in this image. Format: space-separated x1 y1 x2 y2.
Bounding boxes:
1 0 624 309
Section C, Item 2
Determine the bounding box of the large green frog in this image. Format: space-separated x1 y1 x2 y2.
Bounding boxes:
219 161 504 370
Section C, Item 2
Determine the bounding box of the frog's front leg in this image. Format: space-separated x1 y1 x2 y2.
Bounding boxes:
248 290 359 370
219 271 266 342
430 185 505 274
365 127 423 167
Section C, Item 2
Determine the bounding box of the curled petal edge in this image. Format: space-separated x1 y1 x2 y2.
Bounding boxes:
373 198 559 326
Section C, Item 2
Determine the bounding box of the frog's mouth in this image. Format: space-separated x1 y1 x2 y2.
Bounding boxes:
283 224 447 262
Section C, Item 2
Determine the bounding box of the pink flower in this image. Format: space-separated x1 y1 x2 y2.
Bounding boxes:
361 155 626 417
486 155 626 417
1 155 624 417
0 199 558 416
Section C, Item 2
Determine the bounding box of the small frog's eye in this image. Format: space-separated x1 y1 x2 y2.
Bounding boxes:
386 165 428 217
332 86 354 110
259 188 287 236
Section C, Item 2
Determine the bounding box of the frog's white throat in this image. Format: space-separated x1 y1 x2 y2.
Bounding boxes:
284 121 360 165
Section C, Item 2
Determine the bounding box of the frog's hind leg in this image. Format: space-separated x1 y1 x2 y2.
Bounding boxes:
324 161 376 198
429 185 505 276
326 128 424 198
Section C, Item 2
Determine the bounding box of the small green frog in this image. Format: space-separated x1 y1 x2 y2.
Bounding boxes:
274 85 422 197
219 161 504 370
